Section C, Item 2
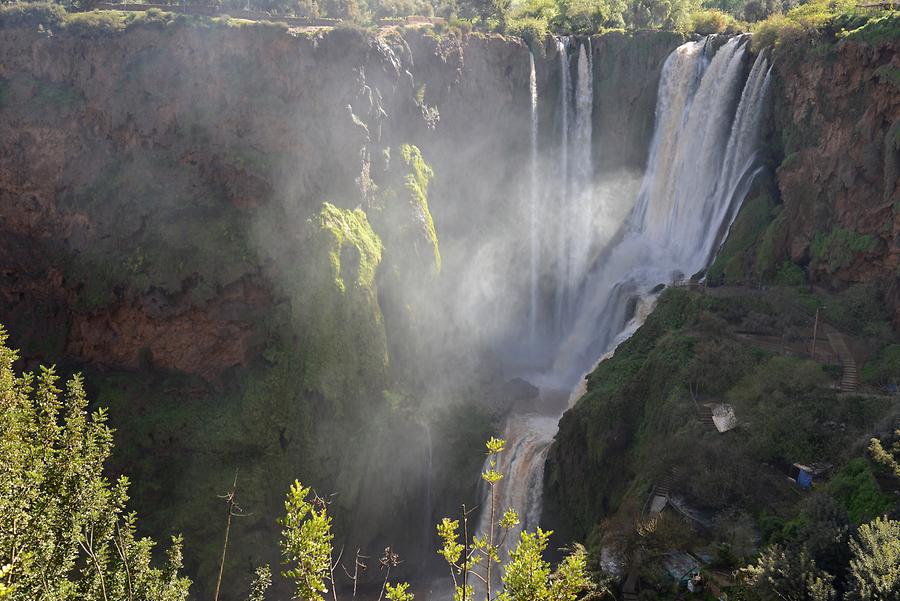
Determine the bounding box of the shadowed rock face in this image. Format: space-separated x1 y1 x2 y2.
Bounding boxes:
772 37 900 321
0 23 532 377
0 21 545 597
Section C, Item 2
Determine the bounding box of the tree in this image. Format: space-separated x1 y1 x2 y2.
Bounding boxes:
792 495 851 580
247 565 272 601
554 0 627 33
457 0 511 27
503 531 591 601
868 430 900 481
436 437 597 601
0 326 190 601
625 0 700 30
845 518 900 601
279 481 334 601
740 545 837 601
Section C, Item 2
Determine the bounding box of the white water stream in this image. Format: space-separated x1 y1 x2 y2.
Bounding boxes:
480 35 773 567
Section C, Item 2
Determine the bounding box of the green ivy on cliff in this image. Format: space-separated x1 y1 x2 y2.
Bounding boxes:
810 227 878 275
291 202 388 412
400 144 441 273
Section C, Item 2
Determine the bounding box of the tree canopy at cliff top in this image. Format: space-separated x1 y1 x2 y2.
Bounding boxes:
5 0 888 35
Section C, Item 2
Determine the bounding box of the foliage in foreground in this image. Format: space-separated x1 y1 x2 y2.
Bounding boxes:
434 437 597 601
0 326 190 601
0 323 593 600
2 313 896 601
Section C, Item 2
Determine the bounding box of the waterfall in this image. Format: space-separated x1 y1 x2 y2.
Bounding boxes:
483 35 772 564
421 419 434 561
528 51 540 341
475 413 558 591
555 35 770 379
567 40 594 298
553 37 571 335
545 38 595 338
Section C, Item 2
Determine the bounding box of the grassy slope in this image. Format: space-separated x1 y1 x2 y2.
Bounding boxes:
545 285 898 579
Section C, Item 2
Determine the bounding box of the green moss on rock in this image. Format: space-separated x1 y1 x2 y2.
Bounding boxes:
316 202 383 293
294 202 388 412
810 227 878 274
708 192 777 286
400 144 441 273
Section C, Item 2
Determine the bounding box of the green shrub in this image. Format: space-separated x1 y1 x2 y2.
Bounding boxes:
750 12 803 51
749 0 873 51
817 282 892 342
691 8 738 34
0 327 192 600
837 12 900 45
0 2 65 29
708 192 776 285
826 458 894 524
787 0 856 30
810 227 878 274
552 0 625 33
861 344 900 387
448 16 474 33
507 15 548 45
774 261 806 287
753 213 784 280
62 10 131 34
512 0 557 22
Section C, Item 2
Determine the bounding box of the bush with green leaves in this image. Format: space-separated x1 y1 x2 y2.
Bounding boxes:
846 517 900 601
861 345 900 388
553 0 627 33
436 437 599 601
749 0 869 51
0 326 191 601
278 482 334 601
740 545 837 601
690 7 738 33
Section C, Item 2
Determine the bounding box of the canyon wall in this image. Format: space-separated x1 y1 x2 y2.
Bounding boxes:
3 6 895 594
0 9 685 596
544 25 899 549
0 12 534 597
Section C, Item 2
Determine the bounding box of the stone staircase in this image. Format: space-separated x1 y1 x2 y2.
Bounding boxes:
825 328 858 392
697 404 715 428
654 473 673 498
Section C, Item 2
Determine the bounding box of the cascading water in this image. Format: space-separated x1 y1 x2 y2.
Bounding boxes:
480 35 772 565
553 37 571 335
566 40 594 303
421 419 434 564
555 35 770 379
540 38 597 340
528 51 540 340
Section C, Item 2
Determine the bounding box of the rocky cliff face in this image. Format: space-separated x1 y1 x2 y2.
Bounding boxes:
0 17 528 373
1 11 684 595
543 26 900 554
772 35 899 319
0 13 537 596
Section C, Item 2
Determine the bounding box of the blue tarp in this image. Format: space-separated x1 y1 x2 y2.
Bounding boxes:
797 468 813 489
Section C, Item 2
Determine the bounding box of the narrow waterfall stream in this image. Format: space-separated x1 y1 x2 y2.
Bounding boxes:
566 40 594 303
421 419 434 566
553 36 571 335
477 34 773 567
528 51 540 341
